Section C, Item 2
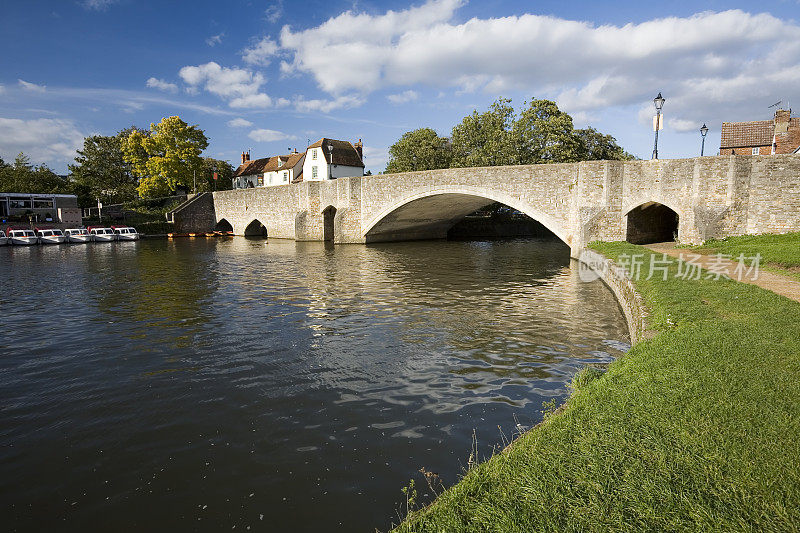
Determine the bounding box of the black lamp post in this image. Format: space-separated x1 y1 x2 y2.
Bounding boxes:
327 144 334 179
700 123 709 156
652 92 665 160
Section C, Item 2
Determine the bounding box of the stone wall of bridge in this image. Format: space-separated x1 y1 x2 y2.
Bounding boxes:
170 154 800 255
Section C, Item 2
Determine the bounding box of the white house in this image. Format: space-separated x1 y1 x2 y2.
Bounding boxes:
303 138 364 182
232 138 364 189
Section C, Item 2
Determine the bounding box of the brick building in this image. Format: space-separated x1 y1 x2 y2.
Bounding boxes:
720 109 800 155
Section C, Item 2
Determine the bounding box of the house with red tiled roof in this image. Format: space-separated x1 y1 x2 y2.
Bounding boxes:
232 138 364 189
720 109 800 156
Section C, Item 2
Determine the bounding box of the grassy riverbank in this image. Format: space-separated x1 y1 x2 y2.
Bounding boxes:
394 241 800 532
685 232 800 281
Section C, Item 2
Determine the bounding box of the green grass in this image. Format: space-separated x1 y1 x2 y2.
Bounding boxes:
685 232 800 281
394 242 800 532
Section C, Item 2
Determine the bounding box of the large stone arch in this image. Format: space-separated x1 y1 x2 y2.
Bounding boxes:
622 199 684 244
361 187 572 246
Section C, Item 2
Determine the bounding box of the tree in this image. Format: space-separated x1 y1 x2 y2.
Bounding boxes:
574 127 635 161
122 116 209 198
69 129 141 206
450 98 517 168
195 157 234 192
0 152 70 194
513 99 583 164
385 128 452 173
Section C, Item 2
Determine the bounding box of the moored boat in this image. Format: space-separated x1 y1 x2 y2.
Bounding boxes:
0 230 7 246
36 228 66 244
7 227 39 245
88 226 117 242
65 228 93 243
112 226 140 241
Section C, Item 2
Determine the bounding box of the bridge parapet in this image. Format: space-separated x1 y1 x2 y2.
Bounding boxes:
168 154 800 252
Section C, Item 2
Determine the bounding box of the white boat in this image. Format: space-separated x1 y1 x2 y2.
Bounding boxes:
7 228 39 245
88 227 117 242
36 228 66 244
113 226 140 241
0 230 7 246
65 228 93 243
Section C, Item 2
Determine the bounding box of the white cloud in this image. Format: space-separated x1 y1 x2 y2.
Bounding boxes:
206 33 224 47
293 94 363 113
242 37 279 66
276 1 800 128
228 118 253 128
265 2 283 23
248 129 296 142
145 77 178 93
82 0 118 10
18 79 46 93
387 90 418 104
0 117 84 164
179 62 274 108
0 84 4 94
362 145 389 172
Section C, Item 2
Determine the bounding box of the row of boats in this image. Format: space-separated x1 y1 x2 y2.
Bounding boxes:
0 226 140 246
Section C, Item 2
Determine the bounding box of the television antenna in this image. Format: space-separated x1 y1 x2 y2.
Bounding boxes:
768 100 782 109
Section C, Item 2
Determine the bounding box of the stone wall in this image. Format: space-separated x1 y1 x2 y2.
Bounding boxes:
171 154 800 253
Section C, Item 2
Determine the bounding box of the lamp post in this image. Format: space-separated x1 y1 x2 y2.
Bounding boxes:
652 92 665 160
327 144 334 179
700 123 709 156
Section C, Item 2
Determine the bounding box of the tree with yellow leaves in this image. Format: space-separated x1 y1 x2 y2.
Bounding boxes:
122 116 209 198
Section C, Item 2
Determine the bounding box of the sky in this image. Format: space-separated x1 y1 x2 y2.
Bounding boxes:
1 0 799 174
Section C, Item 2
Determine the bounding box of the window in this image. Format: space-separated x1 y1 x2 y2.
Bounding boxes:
33 199 54 209
9 198 32 209
752 147 760 155
283 171 288 182
312 166 318 178
257 175 264 186
312 149 317 160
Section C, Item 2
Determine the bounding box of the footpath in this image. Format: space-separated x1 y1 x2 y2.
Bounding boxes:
646 242 800 303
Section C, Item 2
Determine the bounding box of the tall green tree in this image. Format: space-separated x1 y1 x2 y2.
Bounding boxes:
0 152 70 194
385 128 452 173
574 127 635 161
122 116 209 198
69 129 142 206
195 157 234 192
513 99 583 164
450 98 517 168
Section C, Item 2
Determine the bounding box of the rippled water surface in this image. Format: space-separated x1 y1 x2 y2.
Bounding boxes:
1 238 629 531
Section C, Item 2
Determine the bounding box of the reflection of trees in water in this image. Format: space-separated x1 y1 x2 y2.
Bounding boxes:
84 240 220 350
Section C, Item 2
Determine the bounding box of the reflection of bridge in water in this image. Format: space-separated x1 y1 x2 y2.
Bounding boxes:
172 155 800 256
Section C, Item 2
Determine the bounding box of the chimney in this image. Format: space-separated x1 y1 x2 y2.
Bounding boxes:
354 138 363 160
241 152 246 165
775 109 791 135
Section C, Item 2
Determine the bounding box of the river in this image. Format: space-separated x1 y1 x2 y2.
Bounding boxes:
0 237 629 531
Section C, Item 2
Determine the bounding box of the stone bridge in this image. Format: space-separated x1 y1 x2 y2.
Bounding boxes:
172 154 800 256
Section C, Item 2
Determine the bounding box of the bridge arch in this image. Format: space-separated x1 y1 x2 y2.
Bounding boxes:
215 218 233 232
323 205 337 242
362 187 571 245
243 218 268 237
624 201 680 244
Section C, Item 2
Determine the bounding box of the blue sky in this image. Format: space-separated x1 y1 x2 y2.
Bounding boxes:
1 0 799 173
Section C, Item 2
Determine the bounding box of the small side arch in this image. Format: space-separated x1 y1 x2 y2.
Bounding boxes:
323 205 337 242
215 218 233 232
244 219 268 237
624 201 679 244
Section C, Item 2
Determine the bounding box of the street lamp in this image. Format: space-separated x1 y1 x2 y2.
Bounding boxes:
700 123 709 156
327 144 334 179
652 92 665 160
